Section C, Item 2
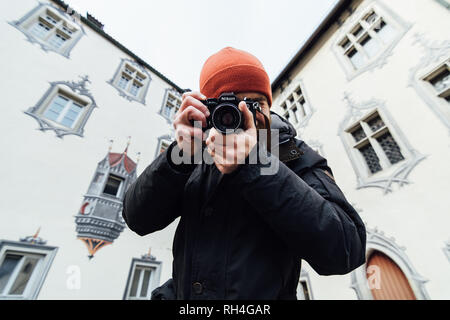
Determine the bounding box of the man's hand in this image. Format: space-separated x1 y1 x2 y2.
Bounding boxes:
173 91 210 157
205 101 257 174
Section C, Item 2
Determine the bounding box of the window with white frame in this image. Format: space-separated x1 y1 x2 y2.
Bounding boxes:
109 60 151 104
42 94 86 129
279 85 310 126
423 60 450 104
339 10 397 71
24 77 96 139
10 4 83 58
333 3 411 80
0 240 57 300
346 110 405 176
123 258 161 300
162 91 182 121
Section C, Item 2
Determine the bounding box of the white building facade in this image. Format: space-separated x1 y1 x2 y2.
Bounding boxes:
0 0 182 300
272 0 450 300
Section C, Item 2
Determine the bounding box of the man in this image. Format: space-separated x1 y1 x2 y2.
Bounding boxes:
122 47 366 300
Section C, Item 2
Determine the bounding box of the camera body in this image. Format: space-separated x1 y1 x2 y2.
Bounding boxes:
201 92 260 135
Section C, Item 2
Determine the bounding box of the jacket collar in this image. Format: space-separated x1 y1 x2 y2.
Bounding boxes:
270 112 303 163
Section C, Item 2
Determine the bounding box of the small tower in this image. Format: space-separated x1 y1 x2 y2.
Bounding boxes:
75 138 138 259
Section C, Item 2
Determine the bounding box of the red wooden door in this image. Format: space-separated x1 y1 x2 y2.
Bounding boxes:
366 251 416 300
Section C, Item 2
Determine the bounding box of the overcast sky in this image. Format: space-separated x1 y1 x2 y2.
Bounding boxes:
67 0 338 90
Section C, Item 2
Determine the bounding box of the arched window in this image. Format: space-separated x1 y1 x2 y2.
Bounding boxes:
366 251 416 300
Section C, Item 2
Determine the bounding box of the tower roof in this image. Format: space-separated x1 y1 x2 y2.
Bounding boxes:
108 152 136 173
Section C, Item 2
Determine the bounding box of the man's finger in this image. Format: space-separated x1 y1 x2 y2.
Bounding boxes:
239 101 256 131
178 94 210 118
182 91 207 101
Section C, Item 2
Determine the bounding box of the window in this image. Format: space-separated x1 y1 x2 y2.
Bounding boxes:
25 77 97 139
103 174 124 197
43 94 85 129
339 95 425 193
123 258 162 300
9 4 84 58
340 10 397 71
333 3 411 80
410 34 450 130
161 91 182 121
0 240 58 300
347 111 404 175
159 140 171 154
423 61 450 103
0 253 44 297
155 136 173 158
128 265 154 299
277 83 313 128
108 59 151 104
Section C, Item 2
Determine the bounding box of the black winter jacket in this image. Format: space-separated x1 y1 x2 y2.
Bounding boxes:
122 112 366 300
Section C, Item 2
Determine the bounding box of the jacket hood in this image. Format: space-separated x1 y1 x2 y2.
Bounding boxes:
270 111 297 145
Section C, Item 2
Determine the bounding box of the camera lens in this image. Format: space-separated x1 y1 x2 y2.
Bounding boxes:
212 104 242 134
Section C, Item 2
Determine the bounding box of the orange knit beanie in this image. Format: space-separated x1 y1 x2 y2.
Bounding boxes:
199 47 272 107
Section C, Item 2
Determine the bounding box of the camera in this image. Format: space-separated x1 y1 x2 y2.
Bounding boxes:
201 92 261 135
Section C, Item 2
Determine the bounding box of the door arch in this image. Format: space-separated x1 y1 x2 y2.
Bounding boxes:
367 251 416 300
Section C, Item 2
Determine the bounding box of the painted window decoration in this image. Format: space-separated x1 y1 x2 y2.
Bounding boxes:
0 253 44 298
108 59 151 104
24 76 97 139
161 91 182 121
277 82 314 129
409 35 450 131
346 111 405 175
123 254 162 300
155 135 174 159
333 3 411 80
75 140 138 259
423 60 450 104
339 94 426 194
9 3 84 58
339 10 397 70
0 238 58 300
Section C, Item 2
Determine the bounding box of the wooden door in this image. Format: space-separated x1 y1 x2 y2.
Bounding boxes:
366 251 416 300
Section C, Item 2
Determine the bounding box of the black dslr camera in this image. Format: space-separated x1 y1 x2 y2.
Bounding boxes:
201 92 261 135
